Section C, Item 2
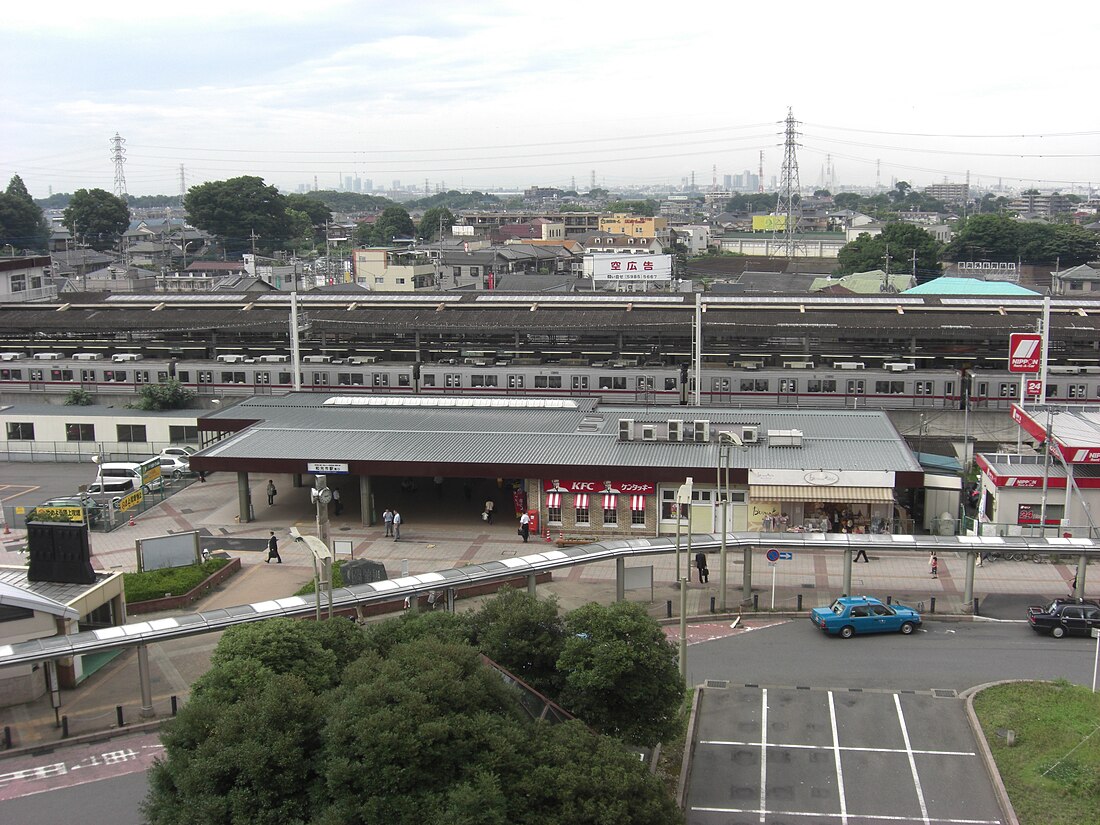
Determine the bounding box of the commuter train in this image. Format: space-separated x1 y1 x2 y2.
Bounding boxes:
1 349 1096 410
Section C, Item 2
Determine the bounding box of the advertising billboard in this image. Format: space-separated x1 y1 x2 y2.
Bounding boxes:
1008 333 1042 373
751 215 786 232
589 255 672 282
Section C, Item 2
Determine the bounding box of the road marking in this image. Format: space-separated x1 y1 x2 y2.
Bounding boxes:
828 691 848 825
895 693 931 825
759 687 768 824
698 740 975 757
691 807 1000 823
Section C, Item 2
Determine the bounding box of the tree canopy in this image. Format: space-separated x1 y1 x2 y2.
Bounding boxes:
184 176 302 254
130 379 195 411
417 207 456 242
354 205 416 246
835 222 944 282
62 188 131 251
144 616 681 825
408 190 500 211
945 213 1098 266
605 199 658 217
0 175 49 252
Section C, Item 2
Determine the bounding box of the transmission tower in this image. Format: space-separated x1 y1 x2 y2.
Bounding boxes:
179 164 186 205
772 108 802 259
110 133 128 201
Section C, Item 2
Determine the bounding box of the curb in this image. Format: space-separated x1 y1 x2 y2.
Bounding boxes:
958 680 1024 825
0 718 166 761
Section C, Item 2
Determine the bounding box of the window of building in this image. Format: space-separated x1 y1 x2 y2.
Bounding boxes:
374 277 384 285
6 422 34 440
395 278 406 285
10 274 26 292
65 423 94 441
117 424 147 442
661 488 687 521
602 494 618 526
574 494 590 525
169 425 198 442
547 492 562 524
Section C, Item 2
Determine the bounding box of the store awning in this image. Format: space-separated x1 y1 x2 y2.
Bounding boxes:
601 493 617 509
924 474 963 491
630 495 646 511
574 494 590 508
749 485 894 503
546 492 562 507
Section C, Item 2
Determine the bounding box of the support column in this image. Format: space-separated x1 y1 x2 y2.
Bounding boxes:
527 573 537 597
1076 553 1088 599
678 577 688 681
359 475 374 526
615 557 625 602
446 587 456 613
236 472 251 523
842 548 853 597
742 547 753 602
137 643 154 718
963 550 976 606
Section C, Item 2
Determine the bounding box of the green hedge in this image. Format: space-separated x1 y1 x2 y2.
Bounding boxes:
295 560 346 596
124 558 232 604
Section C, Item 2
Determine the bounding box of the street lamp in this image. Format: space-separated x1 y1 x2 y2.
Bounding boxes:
717 431 748 612
290 527 333 620
676 477 693 680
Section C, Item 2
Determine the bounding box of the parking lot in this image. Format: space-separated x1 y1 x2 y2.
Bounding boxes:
687 685 1003 824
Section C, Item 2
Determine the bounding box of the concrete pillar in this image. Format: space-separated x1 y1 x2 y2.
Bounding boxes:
963 551 976 606
359 475 374 526
236 472 251 523
842 548 852 597
1076 553 1088 599
615 557 625 602
742 547 753 602
527 573 537 597
137 643 154 718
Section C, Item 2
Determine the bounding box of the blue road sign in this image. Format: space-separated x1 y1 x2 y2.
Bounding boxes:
779 551 793 560
766 549 780 562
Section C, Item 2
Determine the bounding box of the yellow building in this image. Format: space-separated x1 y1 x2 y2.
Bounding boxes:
351 248 436 292
598 214 668 239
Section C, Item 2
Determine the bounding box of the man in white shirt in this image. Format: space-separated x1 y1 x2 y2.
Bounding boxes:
519 511 531 542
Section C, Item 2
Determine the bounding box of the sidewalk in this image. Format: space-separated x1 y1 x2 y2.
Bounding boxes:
0 473 1084 754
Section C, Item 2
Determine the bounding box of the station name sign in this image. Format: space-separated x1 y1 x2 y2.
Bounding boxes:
308 462 349 474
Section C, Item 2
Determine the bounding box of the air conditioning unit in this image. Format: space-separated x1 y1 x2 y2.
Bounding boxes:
618 419 635 441
767 429 804 447
667 419 683 442
693 420 710 442
741 425 759 443
641 425 657 441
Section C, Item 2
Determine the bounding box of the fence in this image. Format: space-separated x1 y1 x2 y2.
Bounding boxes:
962 516 1099 540
0 441 191 464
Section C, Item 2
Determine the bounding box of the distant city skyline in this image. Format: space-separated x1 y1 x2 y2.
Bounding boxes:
3 1 1098 200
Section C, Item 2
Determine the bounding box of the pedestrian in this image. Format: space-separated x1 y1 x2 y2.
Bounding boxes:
520 511 530 542
853 546 869 563
332 487 342 516
198 471 206 483
266 530 282 563
484 498 495 524
266 479 277 506
392 510 402 540
383 507 394 537
434 476 444 498
695 551 706 581
930 551 938 578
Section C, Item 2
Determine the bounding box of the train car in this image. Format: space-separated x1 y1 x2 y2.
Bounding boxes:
969 367 1100 411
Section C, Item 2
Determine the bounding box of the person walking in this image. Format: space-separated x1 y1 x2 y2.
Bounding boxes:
519 511 531 542
853 546 869 563
266 530 282 563
930 551 938 578
484 498 495 524
695 551 707 582
266 479 277 506
332 487 342 516
392 510 402 540
383 508 394 537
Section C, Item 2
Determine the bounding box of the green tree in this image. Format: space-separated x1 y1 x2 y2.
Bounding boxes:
945 214 1097 265
184 176 291 254
835 222 943 281
605 199 657 217
62 188 130 251
417 207 455 242
468 588 565 694
284 193 332 237
354 205 415 246
131 379 194 411
833 192 864 211
64 389 93 406
557 601 683 746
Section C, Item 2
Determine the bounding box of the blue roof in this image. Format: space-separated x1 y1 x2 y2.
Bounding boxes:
903 277 1040 296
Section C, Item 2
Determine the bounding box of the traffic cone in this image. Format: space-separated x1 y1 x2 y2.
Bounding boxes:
558 530 564 544
2 520 10 536
128 512 136 527
544 528 551 543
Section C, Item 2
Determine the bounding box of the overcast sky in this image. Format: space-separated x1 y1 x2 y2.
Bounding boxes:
3 1 1098 199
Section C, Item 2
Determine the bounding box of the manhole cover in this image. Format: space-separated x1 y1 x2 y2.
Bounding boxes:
933 689 958 698
705 679 730 689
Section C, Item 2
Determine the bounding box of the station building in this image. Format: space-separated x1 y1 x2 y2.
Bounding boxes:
194 394 925 537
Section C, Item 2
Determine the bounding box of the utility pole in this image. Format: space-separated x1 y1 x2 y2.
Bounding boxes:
111 133 128 201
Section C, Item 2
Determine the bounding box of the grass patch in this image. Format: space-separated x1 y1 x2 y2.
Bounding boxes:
973 680 1100 825
124 558 232 603
294 560 346 596
654 686 695 799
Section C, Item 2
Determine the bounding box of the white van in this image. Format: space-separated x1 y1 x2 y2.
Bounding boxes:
92 457 163 494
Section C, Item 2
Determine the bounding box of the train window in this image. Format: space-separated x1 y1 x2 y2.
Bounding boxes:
422 373 436 387
116 424 147 442
256 372 270 385
914 381 929 395
50 369 74 381
178 370 190 382
599 376 613 390
80 369 95 382
398 374 411 387
135 370 149 384
372 373 389 387
114 371 128 382
637 377 654 390
30 369 43 381
157 371 169 382
779 379 797 393
199 371 212 384
1069 384 1086 399
664 377 676 391
65 423 95 442
601 377 625 390
846 379 865 394
338 373 363 386
277 372 292 384
221 371 245 383
998 383 1018 398
313 372 329 386
712 378 731 391
740 379 769 392
508 375 524 389
873 381 905 394
536 376 563 389
445 373 461 388
1 369 22 380
471 374 487 387
944 381 954 397
1046 384 1058 398
572 376 589 390
6 422 34 440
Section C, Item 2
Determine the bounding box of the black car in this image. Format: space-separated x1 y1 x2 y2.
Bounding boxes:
1027 599 1100 638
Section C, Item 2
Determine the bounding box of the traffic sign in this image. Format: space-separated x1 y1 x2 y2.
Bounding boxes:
1008 333 1042 373
779 551 793 560
766 549 780 562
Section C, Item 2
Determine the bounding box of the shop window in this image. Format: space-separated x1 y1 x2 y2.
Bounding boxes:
548 505 562 524
575 501 590 525
631 507 646 526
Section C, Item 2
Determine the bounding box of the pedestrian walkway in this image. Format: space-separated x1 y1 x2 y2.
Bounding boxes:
0 473 1088 754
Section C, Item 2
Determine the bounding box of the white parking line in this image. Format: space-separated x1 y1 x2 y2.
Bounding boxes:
698 740 975 757
758 688 768 825
828 691 848 825
894 693 931 825
691 807 1000 823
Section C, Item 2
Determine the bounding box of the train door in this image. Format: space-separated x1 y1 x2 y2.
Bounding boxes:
778 377 798 406
972 379 989 409
28 367 45 392
571 374 590 396
845 378 865 408
80 368 97 390
196 370 214 395
1068 382 1087 402
507 374 525 395
711 376 732 404
312 371 329 388
914 380 934 408
444 373 461 394
995 381 1018 410
255 370 272 395
636 375 654 403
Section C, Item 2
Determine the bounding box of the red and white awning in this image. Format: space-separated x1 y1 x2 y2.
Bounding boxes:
574 494 590 508
602 493 617 509
546 492 562 507
630 495 646 511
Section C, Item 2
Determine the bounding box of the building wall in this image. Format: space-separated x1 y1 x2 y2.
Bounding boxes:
0 611 59 706
598 215 668 238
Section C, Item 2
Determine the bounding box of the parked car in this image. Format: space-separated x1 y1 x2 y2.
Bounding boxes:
159 455 192 479
810 596 922 638
160 446 197 460
34 496 106 526
1027 599 1100 638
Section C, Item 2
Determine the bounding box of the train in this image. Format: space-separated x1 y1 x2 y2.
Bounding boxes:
0 349 1094 410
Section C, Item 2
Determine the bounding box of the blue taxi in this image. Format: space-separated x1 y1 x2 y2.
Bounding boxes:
810 596 922 639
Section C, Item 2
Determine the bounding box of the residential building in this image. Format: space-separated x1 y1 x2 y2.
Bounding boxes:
1009 191 1073 218
577 232 665 255
923 183 969 205
0 256 56 303
352 248 436 291
598 214 669 241
1051 263 1100 295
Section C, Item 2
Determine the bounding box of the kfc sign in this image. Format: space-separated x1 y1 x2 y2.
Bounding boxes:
543 479 655 495
1008 333 1042 373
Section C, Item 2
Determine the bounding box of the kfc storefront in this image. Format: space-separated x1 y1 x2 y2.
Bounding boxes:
536 479 657 536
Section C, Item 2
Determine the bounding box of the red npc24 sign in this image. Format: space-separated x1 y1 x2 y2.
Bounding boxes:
1008 333 1042 373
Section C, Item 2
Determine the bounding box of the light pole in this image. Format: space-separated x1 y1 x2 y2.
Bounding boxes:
676 478 693 680
717 431 748 612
